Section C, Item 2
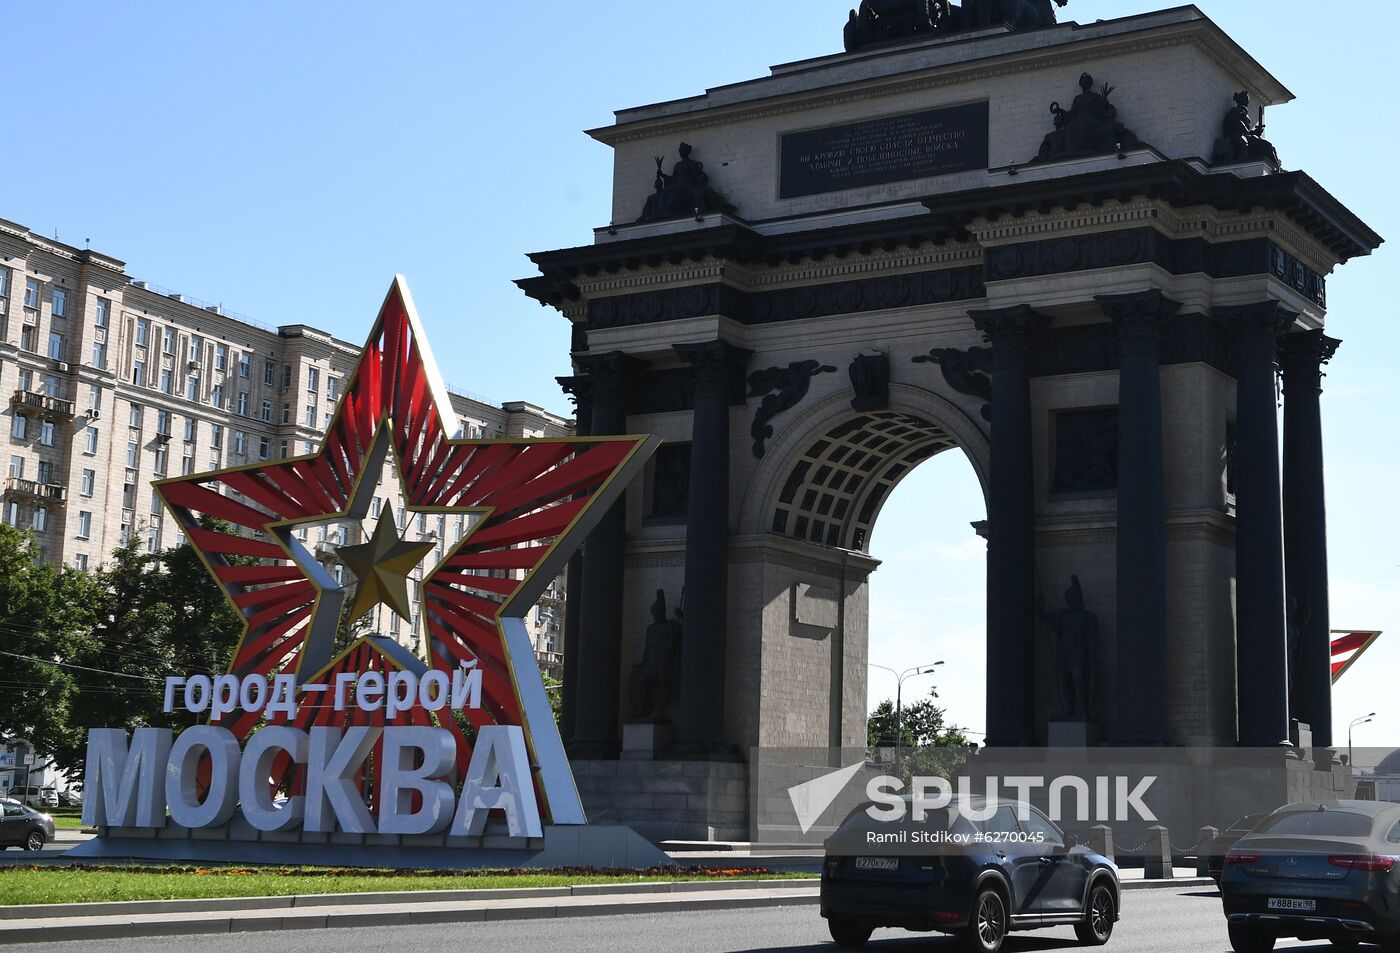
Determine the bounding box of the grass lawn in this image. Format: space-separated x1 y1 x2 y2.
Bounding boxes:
0 865 811 906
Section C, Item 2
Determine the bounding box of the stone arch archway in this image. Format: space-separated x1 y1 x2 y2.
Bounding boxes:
740 383 991 546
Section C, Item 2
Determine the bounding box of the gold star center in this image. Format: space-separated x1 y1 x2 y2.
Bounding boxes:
336 504 436 626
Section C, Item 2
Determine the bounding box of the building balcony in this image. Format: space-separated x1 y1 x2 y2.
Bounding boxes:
4 478 66 505
314 540 341 561
11 390 75 420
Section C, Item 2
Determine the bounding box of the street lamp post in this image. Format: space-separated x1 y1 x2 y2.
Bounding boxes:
1348 712 1375 768
870 660 945 768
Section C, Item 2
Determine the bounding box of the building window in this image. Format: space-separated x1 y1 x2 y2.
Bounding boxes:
121 482 135 510
80 469 95 496
153 448 168 474
282 365 292 390
19 325 34 352
261 399 273 422
33 506 47 533
303 440 314 454
39 421 54 447
306 368 320 393
135 318 149 347
88 385 101 412
84 427 98 454
278 440 288 458
42 375 58 398
371 497 382 518
0 267 9 298
48 332 64 360
264 361 275 386
327 377 340 400
129 403 142 428
281 403 290 425
257 436 269 460
184 417 195 442
52 288 67 318
4 501 18 526
126 441 138 467
215 343 228 371
238 353 251 378
233 430 246 455
162 328 175 354
11 414 27 440
211 383 224 408
211 424 223 450
7 456 21 478
75 554 88 571
24 278 39 309
147 523 160 554
159 368 173 394
182 454 193 475
186 375 199 400
91 342 107 368
236 392 248 416
132 360 145 386
95 298 109 328
304 404 316 427
77 511 92 539
156 410 171 436
37 461 53 484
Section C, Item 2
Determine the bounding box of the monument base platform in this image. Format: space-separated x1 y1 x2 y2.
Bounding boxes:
64 823 669 870
574 759 749 843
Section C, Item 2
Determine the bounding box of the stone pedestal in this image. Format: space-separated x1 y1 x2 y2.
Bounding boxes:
573 758 749 843
1047 720 1101 747
622 722 673 761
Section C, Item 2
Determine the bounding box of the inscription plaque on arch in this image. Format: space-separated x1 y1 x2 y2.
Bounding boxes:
779 101 989 199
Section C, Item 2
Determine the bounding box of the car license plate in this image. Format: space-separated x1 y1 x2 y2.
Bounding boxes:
1267 898 1317 912
855 857 899 871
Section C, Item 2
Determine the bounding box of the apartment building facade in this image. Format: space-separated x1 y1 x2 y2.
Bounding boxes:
0 218 567 669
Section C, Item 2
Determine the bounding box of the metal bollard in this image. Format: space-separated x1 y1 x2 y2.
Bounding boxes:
1196 826 1219 878
1144 825 1173 880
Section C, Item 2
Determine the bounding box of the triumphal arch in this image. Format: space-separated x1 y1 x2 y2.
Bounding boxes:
519 4 1381 840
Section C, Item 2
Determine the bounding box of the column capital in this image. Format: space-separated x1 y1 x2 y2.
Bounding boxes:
675 340 752 400
1217 301 1298 366
969 305 1052 369
556 376 594 435
575 351 646 402
1096 290 1182 358
1280 330 1342 396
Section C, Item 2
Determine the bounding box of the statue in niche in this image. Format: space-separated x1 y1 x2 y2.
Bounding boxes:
1211 90 1280 167
849 352 891 411
913 346 992 421
628 589 684 722
747 360 837 458
1038 575 1098 720
637 143 735 224
1033 73 1145 164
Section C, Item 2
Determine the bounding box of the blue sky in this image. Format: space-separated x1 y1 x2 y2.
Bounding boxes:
5 1 1395 753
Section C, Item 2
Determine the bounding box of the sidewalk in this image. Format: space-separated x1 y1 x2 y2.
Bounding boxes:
0 873 1212 945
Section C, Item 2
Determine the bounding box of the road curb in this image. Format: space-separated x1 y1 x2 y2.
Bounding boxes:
1122 877 1213 890
0 888 821 945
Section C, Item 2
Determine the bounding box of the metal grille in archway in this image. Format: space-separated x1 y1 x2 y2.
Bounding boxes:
769 411 959 551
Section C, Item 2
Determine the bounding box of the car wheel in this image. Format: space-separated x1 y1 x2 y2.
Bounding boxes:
1075 882 1116 946
961 886 1009 953
827 916 873 948
24 830 45 852
1228 924 1276 953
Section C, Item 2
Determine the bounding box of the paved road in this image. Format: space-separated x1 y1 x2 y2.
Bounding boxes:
0 886 1344 953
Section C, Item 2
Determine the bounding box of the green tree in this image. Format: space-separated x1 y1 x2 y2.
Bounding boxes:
867 686 969 780
0 524 104 767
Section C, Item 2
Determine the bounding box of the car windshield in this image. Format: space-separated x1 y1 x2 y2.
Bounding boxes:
1255 810 1373 838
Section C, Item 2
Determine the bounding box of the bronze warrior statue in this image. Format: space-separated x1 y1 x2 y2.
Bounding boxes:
1039 575 1098 720
627 589 683 722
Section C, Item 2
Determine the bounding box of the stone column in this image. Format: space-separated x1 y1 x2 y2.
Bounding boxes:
1222 302 1294 747
1280 330 1341 749
570 352 638 758
1097 291 1180 745
970 306 1050 747
674 340 751 755
555 375 594 750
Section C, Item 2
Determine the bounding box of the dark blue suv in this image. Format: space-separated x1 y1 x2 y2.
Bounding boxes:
821 798 1119 950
